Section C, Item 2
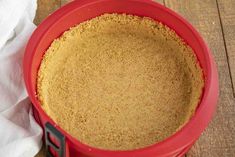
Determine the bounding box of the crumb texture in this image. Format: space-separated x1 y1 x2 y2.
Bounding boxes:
37 14 204 150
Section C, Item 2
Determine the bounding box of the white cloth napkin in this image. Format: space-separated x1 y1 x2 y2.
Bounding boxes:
0 0 43 157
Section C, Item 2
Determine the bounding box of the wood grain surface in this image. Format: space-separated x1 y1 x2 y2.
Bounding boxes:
34 0 235 157
154 0 164 5
34 0 60 25
217 0 235 96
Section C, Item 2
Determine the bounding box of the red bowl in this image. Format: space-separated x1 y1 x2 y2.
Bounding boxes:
23 0 219 157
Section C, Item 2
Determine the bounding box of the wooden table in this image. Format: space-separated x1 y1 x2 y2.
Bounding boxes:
35 0 235 156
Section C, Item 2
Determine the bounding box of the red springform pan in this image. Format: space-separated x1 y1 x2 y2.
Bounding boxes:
23 0 219 157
